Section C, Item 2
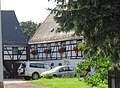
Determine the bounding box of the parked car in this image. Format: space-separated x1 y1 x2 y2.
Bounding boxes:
40 65 76 78
18 61 51 80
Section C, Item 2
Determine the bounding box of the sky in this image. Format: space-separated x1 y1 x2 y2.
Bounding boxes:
1 0 55 23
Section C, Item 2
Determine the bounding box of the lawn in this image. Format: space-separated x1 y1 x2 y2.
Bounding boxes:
30 78 108 88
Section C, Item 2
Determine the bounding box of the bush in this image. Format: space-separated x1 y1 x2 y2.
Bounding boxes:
43 73 53 79
75 57 111 87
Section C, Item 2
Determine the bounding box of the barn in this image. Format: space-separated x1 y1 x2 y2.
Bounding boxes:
1 10 28 78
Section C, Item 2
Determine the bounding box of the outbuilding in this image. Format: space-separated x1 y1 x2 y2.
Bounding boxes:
1 10 28 78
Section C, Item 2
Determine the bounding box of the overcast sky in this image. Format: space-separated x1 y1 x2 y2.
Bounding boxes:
1 0 55 23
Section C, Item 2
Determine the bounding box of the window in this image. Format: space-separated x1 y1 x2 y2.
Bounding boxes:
12 47 18 55
30 63 37 68
61 42 66 48
30 63 44 68
44 64 51 69
59 67 69 72
59 68 64 72
18 50 22 55
36 63 44 68
47 43 51 49
69 67 75 71
50 28 54 32
63 67 69 71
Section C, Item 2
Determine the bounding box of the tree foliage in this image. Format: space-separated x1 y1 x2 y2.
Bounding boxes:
48 0 120 86
75 56 111 86
52 0 120 66
20 21 41 40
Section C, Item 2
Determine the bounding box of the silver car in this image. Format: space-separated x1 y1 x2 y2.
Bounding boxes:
18 61 51 80
41 65 76 77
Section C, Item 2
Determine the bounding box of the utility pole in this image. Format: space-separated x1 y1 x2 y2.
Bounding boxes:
0 0 4 88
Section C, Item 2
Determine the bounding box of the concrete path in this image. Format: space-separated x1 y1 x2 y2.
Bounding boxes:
4 79 47 88
4 79 28 84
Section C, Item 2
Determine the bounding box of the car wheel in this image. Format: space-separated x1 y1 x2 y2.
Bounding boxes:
74 74 76 77
32 72 39 80
24 76 31 80
53 74 57 77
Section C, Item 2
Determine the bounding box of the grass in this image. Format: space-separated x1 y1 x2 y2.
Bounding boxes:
30 78 108 88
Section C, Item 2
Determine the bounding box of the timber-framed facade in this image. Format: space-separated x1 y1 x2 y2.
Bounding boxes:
30 39 82 61
29 13 84 67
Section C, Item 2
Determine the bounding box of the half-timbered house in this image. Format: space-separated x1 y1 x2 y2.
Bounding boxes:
29 13 84 68
1 11 28 78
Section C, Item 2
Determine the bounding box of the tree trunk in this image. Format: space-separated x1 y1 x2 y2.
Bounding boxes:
108 70 120 88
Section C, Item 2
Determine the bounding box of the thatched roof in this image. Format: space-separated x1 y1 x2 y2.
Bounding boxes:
1 10 28 45
29 13 82 44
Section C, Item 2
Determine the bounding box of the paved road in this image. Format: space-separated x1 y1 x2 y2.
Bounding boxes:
4 79 28 84
4 79 47 88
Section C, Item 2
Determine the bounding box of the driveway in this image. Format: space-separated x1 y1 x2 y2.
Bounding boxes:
4 79 47 88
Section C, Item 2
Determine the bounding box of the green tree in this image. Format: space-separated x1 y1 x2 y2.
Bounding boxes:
52 0 120 68
20 21 41 40
49 0 120 86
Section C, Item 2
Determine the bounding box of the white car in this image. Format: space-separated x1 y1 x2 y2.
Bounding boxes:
18 61 51 80
41 65 76 77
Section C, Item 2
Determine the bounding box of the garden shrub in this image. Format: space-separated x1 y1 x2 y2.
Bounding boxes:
43 73 53 79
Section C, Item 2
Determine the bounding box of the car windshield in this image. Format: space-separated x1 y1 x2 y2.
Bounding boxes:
50 66 63 72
